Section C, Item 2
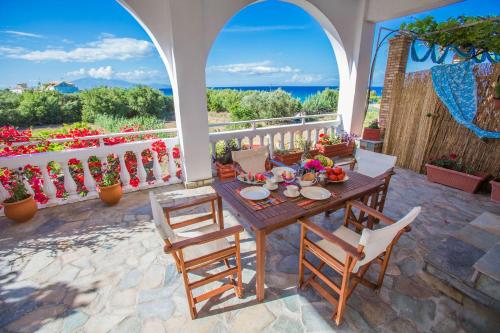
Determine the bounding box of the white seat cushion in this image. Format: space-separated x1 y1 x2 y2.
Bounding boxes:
315 226 361 272
177 224 232 262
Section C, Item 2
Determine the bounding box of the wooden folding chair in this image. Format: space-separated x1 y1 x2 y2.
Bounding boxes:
327 150 397 219
299 201 420 325
150 190 244 319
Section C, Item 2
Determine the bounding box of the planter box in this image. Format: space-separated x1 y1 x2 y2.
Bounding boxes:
215 162 236 180
359 139 383 153
316 141 355 158
425 164 487 193
273 150 302 166
362 128 381 141
495 98 500 110
491 180 500 203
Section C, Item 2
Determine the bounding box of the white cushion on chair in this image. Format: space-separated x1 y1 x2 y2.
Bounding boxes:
150 191 175 241
315 207 420 272
178 224 231 261
354 149 396 178
232 146 269 174
315 226 361 270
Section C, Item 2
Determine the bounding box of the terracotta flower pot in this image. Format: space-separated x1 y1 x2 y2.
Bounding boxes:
425 164 487 193
273 150 303 166
362 128 381 141
491 180 500 203
3 195 37 223
98 183 123 205
316 141 355 158
215 162 236 180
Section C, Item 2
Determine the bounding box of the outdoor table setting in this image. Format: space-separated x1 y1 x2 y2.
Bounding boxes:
212 158 385 301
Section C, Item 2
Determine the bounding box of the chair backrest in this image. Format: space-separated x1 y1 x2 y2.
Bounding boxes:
149 191 175 242
232 146 269 174
357 207 421 267
354 149 397 178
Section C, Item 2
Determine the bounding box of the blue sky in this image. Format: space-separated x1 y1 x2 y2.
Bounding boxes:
0 0 498 89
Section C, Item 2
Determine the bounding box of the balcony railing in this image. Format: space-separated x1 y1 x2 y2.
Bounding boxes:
208 113 343 156
0 113 341 214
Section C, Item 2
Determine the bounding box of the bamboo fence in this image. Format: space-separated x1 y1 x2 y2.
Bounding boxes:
383 63 500 178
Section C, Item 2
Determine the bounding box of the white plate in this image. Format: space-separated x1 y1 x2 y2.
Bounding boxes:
327 175 350 183
271 167 295 182
240 186 270 201
283 190 300 198
300 187 331 200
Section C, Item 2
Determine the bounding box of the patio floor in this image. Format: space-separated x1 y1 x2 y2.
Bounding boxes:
1 168 499 333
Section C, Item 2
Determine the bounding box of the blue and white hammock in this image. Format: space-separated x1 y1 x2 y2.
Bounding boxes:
431 61 500 139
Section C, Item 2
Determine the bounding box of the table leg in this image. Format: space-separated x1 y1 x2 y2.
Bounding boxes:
256 230 266 302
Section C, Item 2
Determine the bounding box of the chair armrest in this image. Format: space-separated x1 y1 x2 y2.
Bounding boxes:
346 201 397 226
162 193 218 212
168 225 244 252
299 218 364 260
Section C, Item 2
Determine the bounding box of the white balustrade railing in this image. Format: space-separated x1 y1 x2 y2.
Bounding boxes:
208 113 343 157
0 137 181 214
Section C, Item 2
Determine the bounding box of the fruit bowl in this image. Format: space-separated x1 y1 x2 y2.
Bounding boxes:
325 167 348 183
237 172 266 185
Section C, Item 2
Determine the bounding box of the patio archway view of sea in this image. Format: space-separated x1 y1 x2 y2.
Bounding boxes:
160 86 383 102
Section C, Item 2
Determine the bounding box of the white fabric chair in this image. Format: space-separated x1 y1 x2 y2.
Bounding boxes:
231 146 269 174
149 190 244 319
353 149 397 178
299 201 420 325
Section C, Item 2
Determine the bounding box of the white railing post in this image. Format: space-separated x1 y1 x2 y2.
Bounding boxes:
118 152 131 190
151 150 163 183
135 150 148 187
41 163 58 204
62 160 79 200
22 179 35 197
0 182 9 203
82 161 97 196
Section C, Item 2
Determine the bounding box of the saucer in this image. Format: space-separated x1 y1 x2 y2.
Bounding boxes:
283 190 300 198
263 183 278 191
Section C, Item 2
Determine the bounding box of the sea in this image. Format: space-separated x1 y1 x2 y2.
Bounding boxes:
159 86 383 102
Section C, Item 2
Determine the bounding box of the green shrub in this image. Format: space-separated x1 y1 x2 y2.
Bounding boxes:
0 90 22 126
126 85 170 118
234 89 302 121
302 89 338 115
207 89 252 114
80 87 128 122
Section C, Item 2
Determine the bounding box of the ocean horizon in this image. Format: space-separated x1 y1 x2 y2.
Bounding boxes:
160 86 383 102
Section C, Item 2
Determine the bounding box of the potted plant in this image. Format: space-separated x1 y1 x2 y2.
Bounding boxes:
491 178 500 203
97 161 122 205
494 80 500 110
425 153 488 193
214 140 239 180
362 119 381 141
2 168 37 223
316 133 355 158
273 148 303 165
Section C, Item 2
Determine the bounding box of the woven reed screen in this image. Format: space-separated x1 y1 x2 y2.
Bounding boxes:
383 63 500 178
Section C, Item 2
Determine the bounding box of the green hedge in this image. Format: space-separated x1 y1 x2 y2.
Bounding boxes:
0 86 174 127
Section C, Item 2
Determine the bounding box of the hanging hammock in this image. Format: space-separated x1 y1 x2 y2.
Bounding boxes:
431 61 500 139
411 40 500 64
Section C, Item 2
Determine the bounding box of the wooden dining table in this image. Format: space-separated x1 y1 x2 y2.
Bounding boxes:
212 169 384 301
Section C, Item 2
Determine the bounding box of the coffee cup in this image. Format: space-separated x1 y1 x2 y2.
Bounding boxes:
286 185 299 196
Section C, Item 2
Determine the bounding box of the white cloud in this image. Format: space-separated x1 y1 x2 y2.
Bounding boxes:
2 30 43 38
0 46 25 55
287 73 323 84
208 61 300 75
115 69 160 82
88 66 114 79
66 68 86 77
65 66 161 82
6 37 153 62
224 25 307 33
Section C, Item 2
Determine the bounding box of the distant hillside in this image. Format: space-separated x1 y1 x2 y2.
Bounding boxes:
72 77 170 90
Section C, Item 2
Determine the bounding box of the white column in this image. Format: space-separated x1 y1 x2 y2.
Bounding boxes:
151 150 163 183
135 151 148 187
82 161 97 195
62 160 79 200
118 152 131 189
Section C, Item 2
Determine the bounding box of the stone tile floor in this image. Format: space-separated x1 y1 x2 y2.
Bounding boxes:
1 168 499 333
